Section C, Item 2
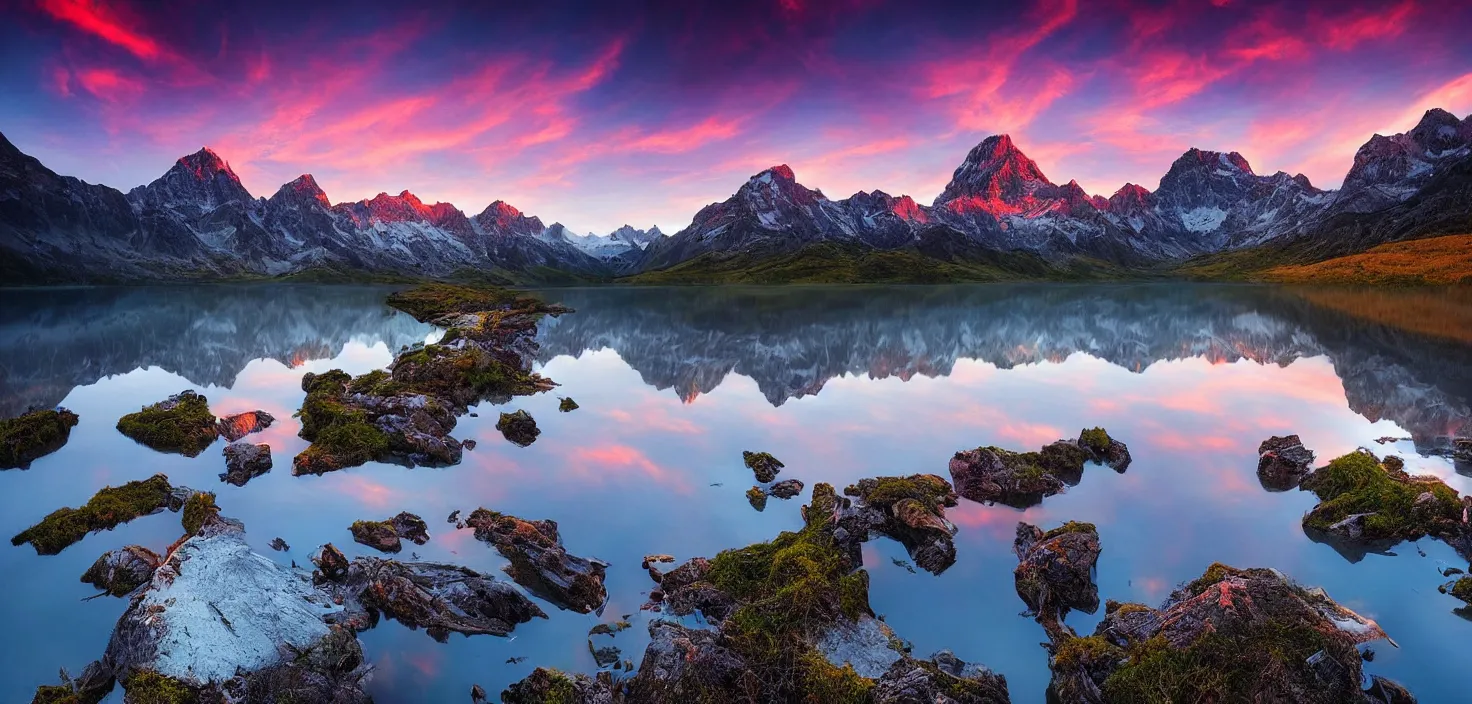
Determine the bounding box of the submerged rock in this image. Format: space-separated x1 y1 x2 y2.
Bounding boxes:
313 546 547 640
950 429 1128 509
104 512 370 701
216 410 275 442
80 545 161 597
1053 563 1403 703
1300 450 1471 560
220 441 272 486
0 407 79 470
1013 522 1102 633
11 473 185 555
496 410 540 447
768 478 805 499
115 390 219 456
743 450 784 482
349 511 430 553
1258 434 1315 491
560 397 579 412
465 509 608 613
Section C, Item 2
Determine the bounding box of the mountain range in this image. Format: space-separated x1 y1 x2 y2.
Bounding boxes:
2 108 1469 284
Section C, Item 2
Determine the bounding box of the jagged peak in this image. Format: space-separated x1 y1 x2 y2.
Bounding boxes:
1112 183 1151 199
274 174 330 207
1413 107 1461 132
481 200 524 218
751 164 796 183
174 147 239 182
1170 148 1254 176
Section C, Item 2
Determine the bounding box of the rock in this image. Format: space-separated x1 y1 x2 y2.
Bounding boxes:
269 537 289 552
1063 563 1402 703
872 652 1011 703
559 397 579 412
816 615 904 678
81 545 160 597
0 407 79 470
1366 675 1418 704
743 450 784 482
11 473 181 555
313 543 351 582
462 438 476 451
1454 438 1472 462
838 475 960 574
348 512 429 554
29 660 113 704
447 509 461 524
220 441 272 486
292 370 466 475
1078 427 1131 471
471 682 487 703
949 442 1077 508
746 485 767 511
502 668 613 704
1300 450 1470 560
622 621 754 701
641 554 675 569
496 410 540 447
590 641 622 668
465 509 608 612
1258 434 1315 491
1013 522 1102 634
104 512 369 700
216 410 275 442
115 390 219 457
316 556 547 641
768 478 805 499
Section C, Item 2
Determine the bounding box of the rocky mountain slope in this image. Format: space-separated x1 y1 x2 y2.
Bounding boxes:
2 108 1468 283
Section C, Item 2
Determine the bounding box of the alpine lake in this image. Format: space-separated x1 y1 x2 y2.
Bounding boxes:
2 282 1470 702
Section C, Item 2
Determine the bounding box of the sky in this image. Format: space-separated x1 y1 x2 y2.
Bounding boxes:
2 0 1471 235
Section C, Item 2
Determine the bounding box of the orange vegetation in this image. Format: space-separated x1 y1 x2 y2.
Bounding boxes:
1286 286 1472 345
1263 234 1472 285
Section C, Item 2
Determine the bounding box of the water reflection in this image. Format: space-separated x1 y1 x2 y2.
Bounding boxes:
1 283 1470 703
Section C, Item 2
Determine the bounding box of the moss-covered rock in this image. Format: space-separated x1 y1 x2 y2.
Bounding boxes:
349 511 429 553
1014 521 1102 631
840 475 960 574
0 407 80 469
745 485 767 511
559 397 579 412
11 474 179 554
122 671 200 703
950 431 1128 508
465 509 608 613
30 661 113 704
180 492 218 536
81 545 160 596
116 391 218 457
385 283 548 323
497 410 541 447
1300 450 1467 556
1257 434 1315 491
743 450 784 483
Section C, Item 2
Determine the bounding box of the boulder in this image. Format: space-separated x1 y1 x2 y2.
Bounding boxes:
1013 522 1102 632
743 450 784 482
837 476 960 574
768 478 805 499
745 486 767 511
80 545 160 597
1258 434 1315 491
216 410 275 442
1078 427 1131 471
496 410 540 447
950 431 1128 508
1300 450 1470 560
0 407 79 470
348 512 430 554
501 668 614 704
115 391 219 457
29 660 113 704
220 441 272 486
465 509 608 612
560 397 579 412
872 651 1011 704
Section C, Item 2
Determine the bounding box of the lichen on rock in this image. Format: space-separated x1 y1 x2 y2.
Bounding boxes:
1014 521 1102 633
743 450 784 483
81 545 161 597
116 391 219 457
0 407 79 470
950 429 1129 508
496 409 540 447
348 511 429 553
1299 449 1469 559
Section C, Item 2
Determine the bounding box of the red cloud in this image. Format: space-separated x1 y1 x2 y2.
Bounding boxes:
1321 1 1416 49
74 67 143 102
40 0 160 60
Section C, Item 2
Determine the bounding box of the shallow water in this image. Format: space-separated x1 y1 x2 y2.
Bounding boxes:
2 283 1471 702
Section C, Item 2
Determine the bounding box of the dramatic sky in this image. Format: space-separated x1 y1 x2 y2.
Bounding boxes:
2 0 1471 234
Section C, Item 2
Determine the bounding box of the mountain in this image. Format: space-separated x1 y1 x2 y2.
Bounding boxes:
3 108 1470 284
0 136 607 283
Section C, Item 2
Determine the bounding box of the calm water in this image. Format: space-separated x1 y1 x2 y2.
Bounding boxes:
2 283 1471 702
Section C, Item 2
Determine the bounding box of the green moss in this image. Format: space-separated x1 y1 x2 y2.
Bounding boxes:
845 474 954 513
115 391 218 457
293 421 390 474
11 474 174 555
559 397 579 412
1080 428 1112 454
588 621 632 637
1052 634 1124 670
0 407 80 469
32 684 82 704
1300 451 1462 541
122 671 199 704
500 667 579 704
1100 623 1339 703
1449 577 1472 604
1106 600 1152 616
796 650 875 701
385 283 535 322
180 492 217 536
1042 521 1097 541
746 486 768 511
1184 562 1239 597
347 369 404 397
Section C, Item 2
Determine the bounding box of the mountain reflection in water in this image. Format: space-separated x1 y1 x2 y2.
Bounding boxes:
1 282 1470 703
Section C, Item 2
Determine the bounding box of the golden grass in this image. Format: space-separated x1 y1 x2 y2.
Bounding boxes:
1262 234 1472 285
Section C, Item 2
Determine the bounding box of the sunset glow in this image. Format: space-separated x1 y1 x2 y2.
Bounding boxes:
3 0 1469 234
